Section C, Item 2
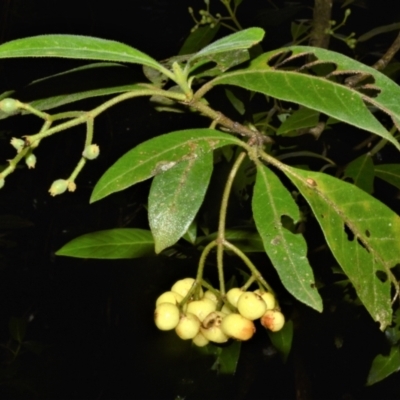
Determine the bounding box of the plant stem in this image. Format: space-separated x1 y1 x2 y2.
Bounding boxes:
216 151 247 295
223 240 275 294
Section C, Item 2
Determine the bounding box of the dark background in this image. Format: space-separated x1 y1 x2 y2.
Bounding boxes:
1 0 400 399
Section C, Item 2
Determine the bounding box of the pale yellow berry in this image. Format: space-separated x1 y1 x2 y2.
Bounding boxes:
175 312 201 340
260 310 285 332
186 298 216 322
200 311 229 343
192 332 209 347
171 277 203 298
156 291 183 306
203 290 218 303
226 287 244 307
237 292 267 320
154 303 180 331
254 290 276 310
221 313 255 341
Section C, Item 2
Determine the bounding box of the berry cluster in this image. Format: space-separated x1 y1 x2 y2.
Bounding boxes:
154 278 285 347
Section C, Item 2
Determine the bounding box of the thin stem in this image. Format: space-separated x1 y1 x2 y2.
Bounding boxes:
223 240 275 294
216 151 247 295
221 0 243 30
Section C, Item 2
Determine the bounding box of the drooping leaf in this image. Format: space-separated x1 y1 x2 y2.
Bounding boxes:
252 163 323 312
279 165 400 329
358 23 400 42
366 346 400 386
56 229 155 259
212 46 400 151
217 340 241 374
149 153 213 253
91 129 245 203
267 320 294 362
188 27 264 64
179 25 220 55
277 107 319 135
375 164 400 190
343 153 374 194
0 34 165 72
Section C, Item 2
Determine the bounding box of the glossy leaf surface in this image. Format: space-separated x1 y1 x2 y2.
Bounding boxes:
149 153 213 253
213 46 400 151
0 34 164 72
281 165 400 329
91 129 244 203
252 163 323 311
56 229 155 259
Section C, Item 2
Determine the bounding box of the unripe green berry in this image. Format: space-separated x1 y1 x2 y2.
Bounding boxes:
154 303 180 331
260 310 285 332
10 137 25 153
49 179 68 196
82 144 100 160
25 153 37 169
221 313 255 341
0 98 20 114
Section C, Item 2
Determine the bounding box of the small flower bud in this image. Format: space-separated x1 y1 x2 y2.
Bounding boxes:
49 179 68 196
10 137 25 153
82 144 100 160
0 98 20 114
25 153 37 169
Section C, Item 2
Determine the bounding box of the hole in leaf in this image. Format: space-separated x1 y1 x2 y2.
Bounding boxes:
310 282 316 289
267 50 293 68
365 229 371 238
356 237 369 252
344 177 354 184
344 224 354 241
281 215 296 233
375 270 388 283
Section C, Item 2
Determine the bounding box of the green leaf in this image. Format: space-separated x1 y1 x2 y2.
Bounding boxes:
9 317 27 343
212 46 400 151
280 165 400 329
149 153 213 253
182 219 198 244
56 229 155 259
375 164 400 190
343 153 374 194
91 128 244 203
179 25 220 55
358 22 400 42
366 346 400 386
217 340 241 374
277 107 319 135
7 63 145 115
188 27 264 63
0 34 164 72
252 163 323 311
267 320 293 362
